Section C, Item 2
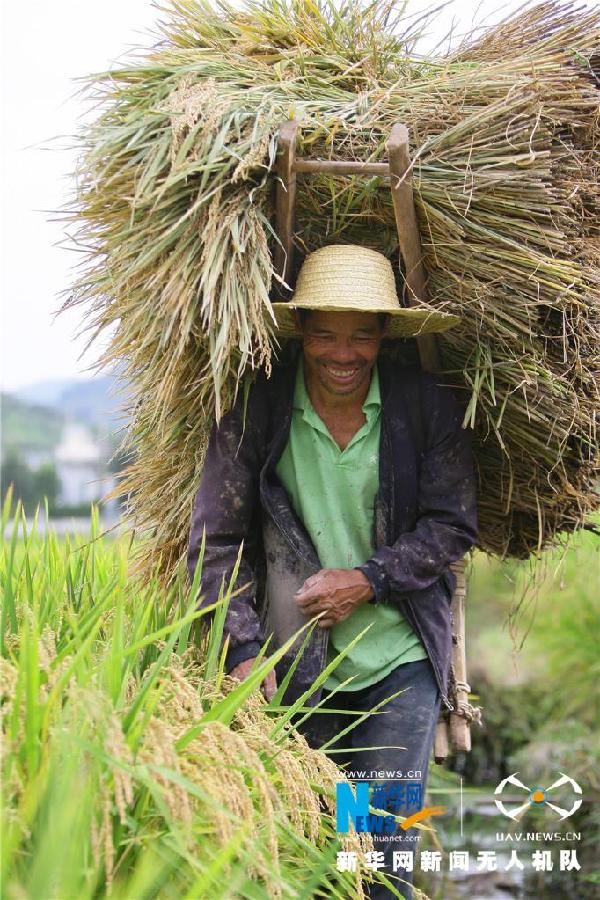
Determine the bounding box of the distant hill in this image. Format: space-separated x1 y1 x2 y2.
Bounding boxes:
56 377 130 434
3 370 131 457
12 371 131 435
15 377 85 408
1 394 65 452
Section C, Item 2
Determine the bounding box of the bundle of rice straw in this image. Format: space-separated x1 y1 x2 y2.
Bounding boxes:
62 0 600 580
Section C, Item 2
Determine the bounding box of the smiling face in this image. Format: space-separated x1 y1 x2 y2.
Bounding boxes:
298 309 387 399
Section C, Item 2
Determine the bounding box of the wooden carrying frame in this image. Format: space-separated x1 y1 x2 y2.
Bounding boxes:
272 120 475 761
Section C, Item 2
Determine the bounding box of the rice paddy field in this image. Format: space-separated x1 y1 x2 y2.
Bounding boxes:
2 492 598 899
0 494 376 900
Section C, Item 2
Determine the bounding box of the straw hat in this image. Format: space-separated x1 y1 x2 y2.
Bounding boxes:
271 244 459 339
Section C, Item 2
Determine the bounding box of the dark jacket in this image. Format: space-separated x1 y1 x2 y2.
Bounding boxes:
187 344 478 709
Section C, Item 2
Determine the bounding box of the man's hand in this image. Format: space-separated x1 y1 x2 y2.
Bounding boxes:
294 568 374 627
229 657 277 702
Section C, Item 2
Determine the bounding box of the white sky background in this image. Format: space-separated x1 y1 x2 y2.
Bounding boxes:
0 0 584 391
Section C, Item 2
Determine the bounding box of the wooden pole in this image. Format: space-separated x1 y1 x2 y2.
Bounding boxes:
271 122 473 759
273 120 298 300
449 559 471 752
385 123 440 374
386 123 471 757
294 159 389 175
434 720 450 764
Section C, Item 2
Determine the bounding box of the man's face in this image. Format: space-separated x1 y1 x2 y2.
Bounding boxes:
298 309 386 398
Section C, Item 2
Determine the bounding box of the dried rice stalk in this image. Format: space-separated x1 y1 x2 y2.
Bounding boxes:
62 0 600 576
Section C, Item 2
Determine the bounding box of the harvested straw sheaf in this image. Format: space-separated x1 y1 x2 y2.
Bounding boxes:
62 0 600 579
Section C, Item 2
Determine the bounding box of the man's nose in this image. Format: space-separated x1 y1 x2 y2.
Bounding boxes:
330 341 358 362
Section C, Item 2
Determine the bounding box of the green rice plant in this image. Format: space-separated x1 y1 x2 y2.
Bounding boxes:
2 498 392 899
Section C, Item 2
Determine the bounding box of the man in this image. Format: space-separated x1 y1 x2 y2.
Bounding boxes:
187 244 478 898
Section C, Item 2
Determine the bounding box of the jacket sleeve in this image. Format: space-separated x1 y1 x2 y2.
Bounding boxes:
187 377 267 672
358 375 478 600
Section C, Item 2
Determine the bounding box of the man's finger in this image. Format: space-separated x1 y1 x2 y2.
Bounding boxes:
297 597 328 616
304 572 325 587
295 581 318 599
229 658 256 682
261 671 277 701
296 571 327 596
295 587 321 605
296 583 331 604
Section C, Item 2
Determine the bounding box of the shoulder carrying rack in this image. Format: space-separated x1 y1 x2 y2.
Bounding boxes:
272 119 482 762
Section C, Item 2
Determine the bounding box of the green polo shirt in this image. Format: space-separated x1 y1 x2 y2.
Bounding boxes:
275 358 426 691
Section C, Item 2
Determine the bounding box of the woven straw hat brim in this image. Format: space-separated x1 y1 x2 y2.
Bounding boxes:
270 302 460 339
270 243 460 338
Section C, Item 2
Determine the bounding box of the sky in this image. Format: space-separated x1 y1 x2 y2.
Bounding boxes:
0 0 567 391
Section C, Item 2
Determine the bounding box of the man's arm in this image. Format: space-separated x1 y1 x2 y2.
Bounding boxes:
293 375 478 624
187 377 267 673
358 375 478 600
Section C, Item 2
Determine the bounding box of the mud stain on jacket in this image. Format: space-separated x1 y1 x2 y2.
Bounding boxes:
187 343 478 708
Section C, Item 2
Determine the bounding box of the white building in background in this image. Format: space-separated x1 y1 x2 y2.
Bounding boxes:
55 423 115 506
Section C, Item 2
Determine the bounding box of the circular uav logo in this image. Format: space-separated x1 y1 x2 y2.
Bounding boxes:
494 772 583 821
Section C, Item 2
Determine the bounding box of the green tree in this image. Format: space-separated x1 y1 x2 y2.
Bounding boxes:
1 449 35 508
33 463 60 510
1 451 61 512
